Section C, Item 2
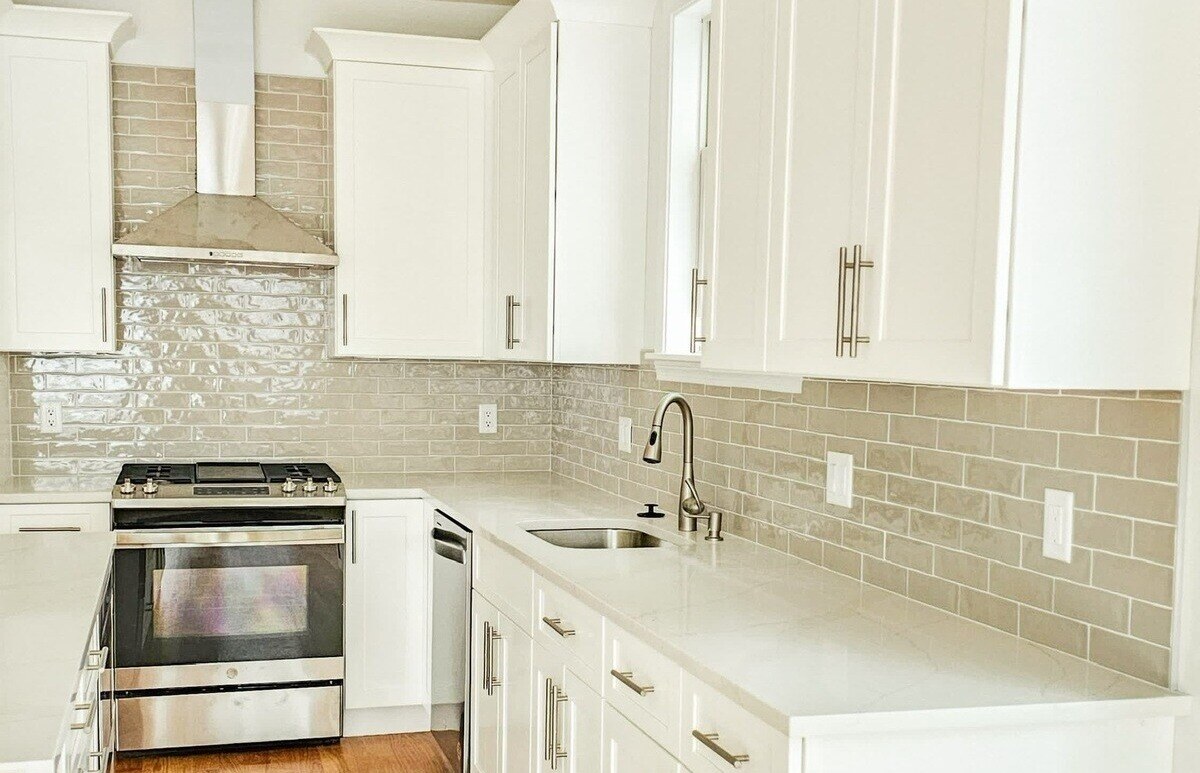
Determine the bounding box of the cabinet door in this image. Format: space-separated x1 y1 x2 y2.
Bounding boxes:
0 36 114 353
602 705 681 773
763 0 879 377
332 62 489 359
533 644 602 773
851 0 1016 385
344 499 428 710
472 593 534 773
698 0 780 373
497 28 556 362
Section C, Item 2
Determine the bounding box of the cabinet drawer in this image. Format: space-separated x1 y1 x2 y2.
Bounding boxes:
680 672 788 773
603 703 683 773
474 537 535 633
534 576 603 689
4 503 109 534
604 620 682 756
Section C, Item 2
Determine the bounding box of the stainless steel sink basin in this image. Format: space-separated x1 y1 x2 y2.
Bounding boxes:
527 528 665 549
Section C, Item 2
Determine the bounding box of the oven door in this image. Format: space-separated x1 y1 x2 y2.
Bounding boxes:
113 527 344 691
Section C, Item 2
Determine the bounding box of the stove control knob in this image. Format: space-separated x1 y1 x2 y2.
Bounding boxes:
323 479 339 494
143 478 159 496
120 478 136 496
281 478 298 494
303 477 318 494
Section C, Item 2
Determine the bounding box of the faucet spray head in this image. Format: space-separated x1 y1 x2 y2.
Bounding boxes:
642 425 663 464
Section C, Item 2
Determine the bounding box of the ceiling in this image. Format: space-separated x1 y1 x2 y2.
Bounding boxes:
13 0 520 76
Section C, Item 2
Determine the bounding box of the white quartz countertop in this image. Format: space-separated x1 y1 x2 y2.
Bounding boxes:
0 531 113 767
345 473 1189 737
0 479 111 505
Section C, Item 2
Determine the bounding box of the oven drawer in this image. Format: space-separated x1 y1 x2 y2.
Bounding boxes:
117 685 342 751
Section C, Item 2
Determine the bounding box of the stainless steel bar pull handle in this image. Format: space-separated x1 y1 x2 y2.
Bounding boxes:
835 247 849 357
693 730 751 768
484 622 502 696
542 616 576 638
100 287 109 344
849 244 874 358
341 294 349 347
611 669 655 697
86 647 108 671
17 526 82 533
543 678 554 761
505 295 522 350
550 683 569 770
690 267 709 353
71 698 97 731
350 510 358 564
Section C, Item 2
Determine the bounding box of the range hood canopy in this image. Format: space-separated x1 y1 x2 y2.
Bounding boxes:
113 0 337 268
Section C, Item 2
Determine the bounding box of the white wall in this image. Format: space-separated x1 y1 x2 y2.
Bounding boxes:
14 0 511 76
1172 236 1200 771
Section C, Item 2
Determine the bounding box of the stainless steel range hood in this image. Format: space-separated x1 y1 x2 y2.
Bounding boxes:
113 0 337 268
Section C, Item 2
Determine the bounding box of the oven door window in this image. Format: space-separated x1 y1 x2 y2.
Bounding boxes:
114 544 343 667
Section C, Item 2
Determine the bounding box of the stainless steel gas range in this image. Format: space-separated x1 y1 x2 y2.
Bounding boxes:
109 462 346 753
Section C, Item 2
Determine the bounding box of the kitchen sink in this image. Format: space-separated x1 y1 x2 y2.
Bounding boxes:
526 527 666 549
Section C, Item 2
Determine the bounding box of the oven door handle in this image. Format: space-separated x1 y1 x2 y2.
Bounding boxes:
115 527 345 548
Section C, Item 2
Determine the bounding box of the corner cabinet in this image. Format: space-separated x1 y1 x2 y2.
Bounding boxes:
693 0 1200 389
316 32 492 359
487 15 651 365
0 7 132 354
344 499 429 716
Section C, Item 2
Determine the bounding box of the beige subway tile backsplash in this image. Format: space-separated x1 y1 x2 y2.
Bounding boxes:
552 363 1182 685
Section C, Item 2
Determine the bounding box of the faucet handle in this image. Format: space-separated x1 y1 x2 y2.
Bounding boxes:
637 504 664 519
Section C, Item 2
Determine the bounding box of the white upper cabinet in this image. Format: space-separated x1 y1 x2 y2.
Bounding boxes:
486 6 652 365
666 0 1200 389
317 33 491 359
0 7 132 354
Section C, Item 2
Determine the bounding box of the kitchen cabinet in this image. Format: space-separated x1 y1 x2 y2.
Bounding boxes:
327 53 490 359
691 0 1200 388
0 8 131 354
1 503 110 534
344 499 428 712
472 593 533 773
603 705 682 773
486 15 651 365
532 642 603 773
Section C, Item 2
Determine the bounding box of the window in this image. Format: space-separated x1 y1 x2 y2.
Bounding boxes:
660 0 716 356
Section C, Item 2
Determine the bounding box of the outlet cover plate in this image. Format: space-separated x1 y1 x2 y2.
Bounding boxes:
618 417 633 453
40 402 64 435
478 404 498 434
825 451 855 508
1042 488 1075 563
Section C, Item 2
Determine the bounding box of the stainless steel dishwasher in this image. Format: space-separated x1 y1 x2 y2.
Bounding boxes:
430 510 472 772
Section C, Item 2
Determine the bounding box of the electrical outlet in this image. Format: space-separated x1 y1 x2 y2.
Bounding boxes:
40 402 64 435
1042 488 1075 563
825 451 855 507
478 404 498 434
618 417 633 453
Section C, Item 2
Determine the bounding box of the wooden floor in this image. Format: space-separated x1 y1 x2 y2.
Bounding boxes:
113 734 455 773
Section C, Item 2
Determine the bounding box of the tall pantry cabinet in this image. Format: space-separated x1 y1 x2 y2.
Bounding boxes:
0 6 132 353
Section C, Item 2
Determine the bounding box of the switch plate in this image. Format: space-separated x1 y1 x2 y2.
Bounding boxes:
825 452 855 508
478 404 498 434
618 417 633 453
1042 488 1075 563
40 402 64 435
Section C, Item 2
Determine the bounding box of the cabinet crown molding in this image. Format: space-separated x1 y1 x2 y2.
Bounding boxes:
0 5 134 49
308 27 493 72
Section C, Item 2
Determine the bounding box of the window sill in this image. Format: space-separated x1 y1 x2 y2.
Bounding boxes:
646 353 805 392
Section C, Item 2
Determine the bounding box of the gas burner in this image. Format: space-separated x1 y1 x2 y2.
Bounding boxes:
117 464 195 484
262 463 341 484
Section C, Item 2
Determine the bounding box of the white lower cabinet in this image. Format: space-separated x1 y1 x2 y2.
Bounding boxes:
680 673 789 773
344 499 429 713
1 503 109 534
602 705 682 773
472 592 533 773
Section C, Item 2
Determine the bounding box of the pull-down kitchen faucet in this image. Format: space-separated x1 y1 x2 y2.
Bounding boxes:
642 392 723 540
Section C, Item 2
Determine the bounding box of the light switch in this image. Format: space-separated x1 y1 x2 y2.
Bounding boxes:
618 417 633 453
825 452 855 508
1042 488 1075 563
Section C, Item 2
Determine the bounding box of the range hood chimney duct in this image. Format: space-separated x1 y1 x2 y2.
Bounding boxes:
113 0 337 267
